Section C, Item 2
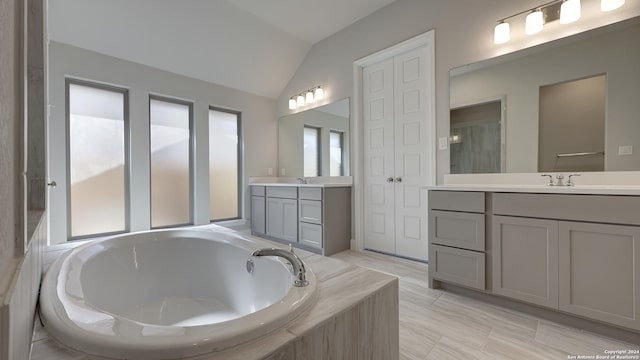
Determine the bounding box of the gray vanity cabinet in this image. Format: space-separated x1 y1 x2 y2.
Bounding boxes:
558 221 640 330
250 185 352 256
492 215 559 309
265 187 298 243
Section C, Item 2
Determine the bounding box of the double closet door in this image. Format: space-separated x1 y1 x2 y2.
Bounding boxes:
363 45 432 262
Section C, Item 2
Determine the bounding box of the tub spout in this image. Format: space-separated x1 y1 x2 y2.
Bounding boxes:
251 246 309 287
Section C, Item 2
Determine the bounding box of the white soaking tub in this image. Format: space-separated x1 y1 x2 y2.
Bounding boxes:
39 227 317 359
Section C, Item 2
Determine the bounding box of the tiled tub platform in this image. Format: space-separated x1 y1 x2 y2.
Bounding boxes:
31 241 399 360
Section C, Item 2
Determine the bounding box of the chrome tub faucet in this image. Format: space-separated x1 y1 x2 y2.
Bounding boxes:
250 246 309 287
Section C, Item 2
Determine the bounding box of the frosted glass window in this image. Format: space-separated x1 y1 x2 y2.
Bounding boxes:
330 131 344 176
209 108 240 221
304 126 320 177
150 97 192 227
68 82 127 238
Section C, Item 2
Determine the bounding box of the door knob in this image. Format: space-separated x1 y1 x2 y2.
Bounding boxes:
386 177 394 183
395 177 402 183
47 181 57 188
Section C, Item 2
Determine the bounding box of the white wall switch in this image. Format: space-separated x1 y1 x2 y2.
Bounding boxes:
619 145 633 155
438 137 448 150
267 167 273 176
280 168 286 176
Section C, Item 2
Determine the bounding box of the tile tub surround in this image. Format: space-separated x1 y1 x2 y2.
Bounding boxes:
33 235 399 360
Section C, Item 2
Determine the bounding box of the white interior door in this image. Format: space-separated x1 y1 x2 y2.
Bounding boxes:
363 58 396 253
393 47 431 260
361 40 434 262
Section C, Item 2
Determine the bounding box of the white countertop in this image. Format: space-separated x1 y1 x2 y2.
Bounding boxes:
251 183 352 188
424 184 640 195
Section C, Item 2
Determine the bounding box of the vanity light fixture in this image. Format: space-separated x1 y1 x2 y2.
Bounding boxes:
493 0 625 44
289 86 324 109
601 0 624 11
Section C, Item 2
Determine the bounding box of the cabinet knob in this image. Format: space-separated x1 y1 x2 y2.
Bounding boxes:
386 177 394 183
395 177 402 183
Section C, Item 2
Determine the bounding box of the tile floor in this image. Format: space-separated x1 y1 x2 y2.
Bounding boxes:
331 249 640 360
31 246 639 359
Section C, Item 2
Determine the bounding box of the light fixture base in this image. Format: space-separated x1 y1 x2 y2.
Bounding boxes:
541 2 562 23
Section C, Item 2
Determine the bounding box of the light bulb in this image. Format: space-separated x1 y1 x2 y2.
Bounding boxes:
494 22 510 44
601 0 624 11
315 87 324 100
296 94 305 107
289 98 297 110
560 0 581 24
306 90 314 103
525 10 544 35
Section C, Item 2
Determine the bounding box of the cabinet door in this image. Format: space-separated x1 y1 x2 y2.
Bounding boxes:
266 198 284 238
429 210 485 251
492 216 559 308
300 222 323 249
299 200 322 224
559 222 640 330
282 199 298 242
251 196 265 235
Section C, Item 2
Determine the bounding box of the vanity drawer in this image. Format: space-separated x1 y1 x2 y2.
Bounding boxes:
266 186 297 199
299 187 323 200
299 222 323 248
493 193 640 226
299 200 322 224
251 185 265 196
429 191 485 213
431 244 485 290
430 210 485 251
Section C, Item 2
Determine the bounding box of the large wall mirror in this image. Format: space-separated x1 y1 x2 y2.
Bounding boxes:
449 16 640 174
278 98 350 177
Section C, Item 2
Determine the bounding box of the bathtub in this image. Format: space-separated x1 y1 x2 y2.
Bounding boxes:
39 227 317 359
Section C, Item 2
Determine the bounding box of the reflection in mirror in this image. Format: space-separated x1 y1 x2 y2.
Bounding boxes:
450 17 640 174
279 98 350 177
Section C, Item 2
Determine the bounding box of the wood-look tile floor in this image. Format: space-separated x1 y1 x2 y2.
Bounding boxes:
331 250 640 360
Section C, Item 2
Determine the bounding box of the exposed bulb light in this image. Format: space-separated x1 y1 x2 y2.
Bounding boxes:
494 21 510 44
525 10 544 35
305 90 314 103
601 0 624 11
289 98 297 110
560 0 581 24
296 94 305 107
314 86 324 100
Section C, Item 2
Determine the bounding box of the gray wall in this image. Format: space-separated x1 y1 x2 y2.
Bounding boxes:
277 0 640 183
48 41 278 244
0 0 22 277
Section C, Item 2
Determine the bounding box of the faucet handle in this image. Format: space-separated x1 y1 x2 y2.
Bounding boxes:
289 243 295 254
541 174 553 186
568 173 581 186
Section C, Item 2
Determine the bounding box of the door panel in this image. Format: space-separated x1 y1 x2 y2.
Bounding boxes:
394 47 432 261
363 57 395 253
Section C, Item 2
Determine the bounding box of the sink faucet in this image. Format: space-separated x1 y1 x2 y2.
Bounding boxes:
541 173 580 186
296 177 307 184
250 246 309 287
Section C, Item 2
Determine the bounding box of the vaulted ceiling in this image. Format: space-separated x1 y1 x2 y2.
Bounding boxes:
47 0 396 99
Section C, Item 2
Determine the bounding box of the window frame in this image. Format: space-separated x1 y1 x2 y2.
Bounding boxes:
148 94 195 229
303 125 321 177
65 78 130 240
329 129 345 176
208 106 243 223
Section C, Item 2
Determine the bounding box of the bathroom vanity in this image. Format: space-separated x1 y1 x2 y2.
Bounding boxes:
428 184 640 334
250 184 351 256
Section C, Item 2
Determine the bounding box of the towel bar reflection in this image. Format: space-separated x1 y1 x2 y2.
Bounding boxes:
556 151 604 157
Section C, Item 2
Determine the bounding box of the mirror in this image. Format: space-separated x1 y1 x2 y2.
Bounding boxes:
278 98 350 177
449 17 640 174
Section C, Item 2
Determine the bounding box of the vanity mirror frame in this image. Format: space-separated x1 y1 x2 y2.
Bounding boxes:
448 16 640 175
277 98 350 178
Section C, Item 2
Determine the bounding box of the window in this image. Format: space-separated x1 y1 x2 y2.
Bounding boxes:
209 108 241 221
303 126 320 177
67 81 128 238
330 130 344 176
149 96 192 228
